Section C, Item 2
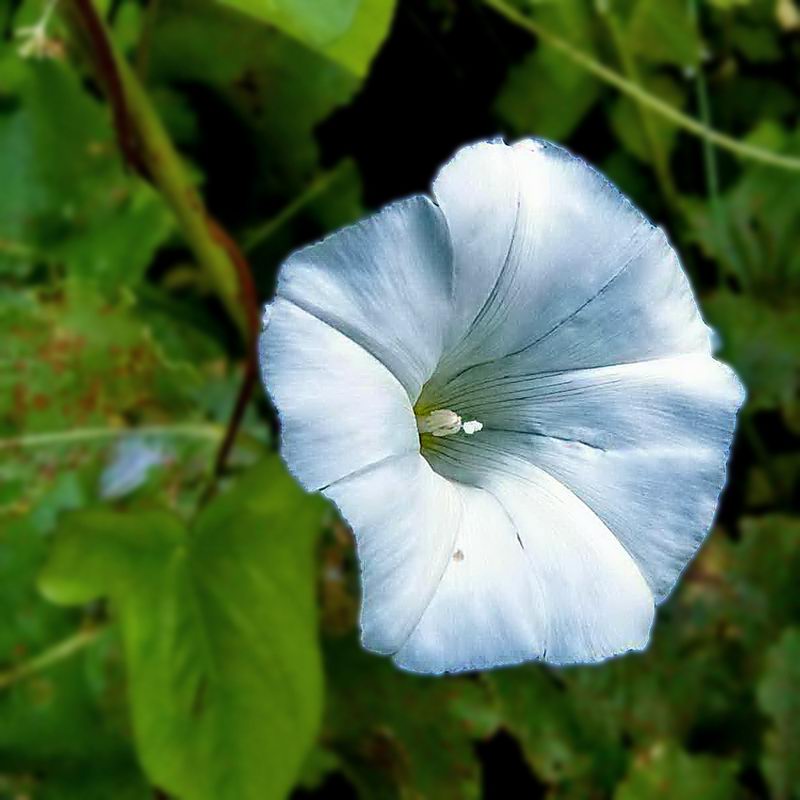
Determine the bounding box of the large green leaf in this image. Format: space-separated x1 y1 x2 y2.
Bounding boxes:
317 0 397 78
625 0 701 68
214 0 395 78
495 0 601 141
216 0 360 48
758 628 800 800
39 458 326 800
148 0 394 210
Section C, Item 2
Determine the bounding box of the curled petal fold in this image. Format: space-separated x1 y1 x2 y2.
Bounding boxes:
260 298 418 491
276 196 454 401
324 455 460 654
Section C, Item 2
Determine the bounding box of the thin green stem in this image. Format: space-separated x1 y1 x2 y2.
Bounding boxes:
243 162 351 254
113 56 248 334
0 423 224 451
484 0 800 172
0 626 106 692
688 0 748 288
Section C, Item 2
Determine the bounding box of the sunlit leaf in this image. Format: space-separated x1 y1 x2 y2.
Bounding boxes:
39 458 326 800
216 0 360 48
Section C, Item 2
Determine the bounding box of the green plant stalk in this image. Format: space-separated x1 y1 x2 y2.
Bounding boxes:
0 626 106 691
61 0 248 336
243 161 351 253
0 423 224 451
688 0 749 288
484 0 800 172
114 56 247 335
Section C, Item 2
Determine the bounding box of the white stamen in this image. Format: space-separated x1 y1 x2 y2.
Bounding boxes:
416 409 483 437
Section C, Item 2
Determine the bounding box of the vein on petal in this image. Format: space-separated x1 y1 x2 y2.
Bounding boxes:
276 294 425 403
440 226 658 391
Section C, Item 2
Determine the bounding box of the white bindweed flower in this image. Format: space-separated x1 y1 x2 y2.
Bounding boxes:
259 138 745 674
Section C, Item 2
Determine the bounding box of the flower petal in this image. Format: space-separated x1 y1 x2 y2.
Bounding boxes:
324 454 460 654
436 354 744 601
275 195 453 401
399 446 654 672
260 298 419 491
428 138 709 388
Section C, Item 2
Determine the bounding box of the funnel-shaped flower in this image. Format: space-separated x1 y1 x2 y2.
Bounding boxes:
260 139 744 674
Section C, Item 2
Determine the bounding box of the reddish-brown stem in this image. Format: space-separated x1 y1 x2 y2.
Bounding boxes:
65 0 147 175
63 0 262 483
206 217 261 481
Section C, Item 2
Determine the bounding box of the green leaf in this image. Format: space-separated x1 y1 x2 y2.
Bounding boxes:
614 743 741 799
148 0 387 202
495 0 601 141
625 0 701 68
216 0 360 49
758 628 800 800
0 61 173 287
703 292 800 421
317 0 398 78
323 636 492 799
488 665 625 794
0 281 219 515
731 517 800 645
687 123 800 286
39 458 326 800
1 506 147 800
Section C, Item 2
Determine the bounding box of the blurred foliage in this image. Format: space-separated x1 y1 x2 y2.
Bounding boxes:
0 0 798 798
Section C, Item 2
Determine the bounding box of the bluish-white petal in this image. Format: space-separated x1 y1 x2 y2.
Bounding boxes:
435 354 744 601
401 446 654 672
260 297 419 491
323 454 460 654
428 138 709 388
392 483 549 673
275 195 453 401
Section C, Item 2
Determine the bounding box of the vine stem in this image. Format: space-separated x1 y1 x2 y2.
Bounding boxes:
59 0 255 337
60 0 261 475
0 626 106 692
0 423 224 451
484 0 800 172
243 162 351 253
